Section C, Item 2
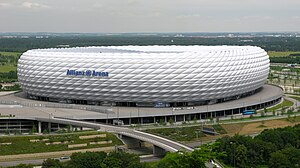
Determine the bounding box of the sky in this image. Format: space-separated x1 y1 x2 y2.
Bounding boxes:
0 0 300 33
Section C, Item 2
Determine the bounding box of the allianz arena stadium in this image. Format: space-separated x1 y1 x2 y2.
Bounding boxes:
17 45 270 107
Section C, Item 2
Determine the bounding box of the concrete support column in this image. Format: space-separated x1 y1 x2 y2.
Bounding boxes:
174 115 177 122
164 116 167 123
141 118 143 124
231 109 234 115
153 145 166 156
38 121 41 134
120 135 142 148
48 122 51 133
183 115 186 122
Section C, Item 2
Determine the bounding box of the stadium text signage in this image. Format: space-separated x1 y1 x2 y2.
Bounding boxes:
66 69 109 77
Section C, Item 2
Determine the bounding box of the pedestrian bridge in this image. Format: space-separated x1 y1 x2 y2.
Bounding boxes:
34 117 193 155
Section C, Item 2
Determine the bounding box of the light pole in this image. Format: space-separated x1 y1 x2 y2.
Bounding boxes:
230 142 236 168
195 129 200 141
138 107 140 124
117 107 119 121
106 109 108 124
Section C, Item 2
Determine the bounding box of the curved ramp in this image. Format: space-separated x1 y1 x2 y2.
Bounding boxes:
35 117 193 152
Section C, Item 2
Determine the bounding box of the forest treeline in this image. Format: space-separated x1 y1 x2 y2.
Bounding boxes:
1 36 300 52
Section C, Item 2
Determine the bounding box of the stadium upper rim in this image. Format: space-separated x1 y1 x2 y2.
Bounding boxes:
30 45 262 54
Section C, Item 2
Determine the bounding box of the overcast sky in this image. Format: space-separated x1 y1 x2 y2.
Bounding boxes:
0 0 299 33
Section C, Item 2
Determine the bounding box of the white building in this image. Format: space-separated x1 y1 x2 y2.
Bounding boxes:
17 45 269 107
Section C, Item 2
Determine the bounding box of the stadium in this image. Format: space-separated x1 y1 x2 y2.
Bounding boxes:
18 45 270 108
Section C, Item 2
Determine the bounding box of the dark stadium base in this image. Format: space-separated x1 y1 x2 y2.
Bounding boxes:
84 97 282 125
25 88 262 108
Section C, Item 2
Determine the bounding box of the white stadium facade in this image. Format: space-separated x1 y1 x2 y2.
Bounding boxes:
18 45 271 108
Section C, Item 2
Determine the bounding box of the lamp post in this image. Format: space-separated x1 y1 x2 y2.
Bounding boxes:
230 141 236 167
195 128 202 146
106 109 108 124
195 129 200 141
138 107 140 124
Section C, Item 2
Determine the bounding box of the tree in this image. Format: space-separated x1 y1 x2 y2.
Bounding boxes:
157 143 225 168
70 151 107 168
42 158 62 168
261 109 266 117
31 125 37 134
281 147 300 167
168 118 174 125
193 115 197 123
235 144 247 168
10 164 34 168
106 151 142 168
159 118 166 126
67 124 72 132
269 151 290 168
101 157 122 168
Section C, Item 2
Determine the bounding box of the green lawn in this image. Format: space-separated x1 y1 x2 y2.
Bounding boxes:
212 124 227 134
267 99 294 112
0 131 123 155
289 96 300 102
145 126 206 142
268 51 300 57
0 64 17 72
0 51 21 57
144 124 228 142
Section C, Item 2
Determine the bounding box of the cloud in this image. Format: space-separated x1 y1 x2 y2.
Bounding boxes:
21 1 50 9
0 2 11 8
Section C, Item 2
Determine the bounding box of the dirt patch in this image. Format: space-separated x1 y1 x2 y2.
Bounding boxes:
238 120 294 135
200 119 299 143
222 123 245 135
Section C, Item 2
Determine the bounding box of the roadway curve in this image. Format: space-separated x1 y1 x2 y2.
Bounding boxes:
35 117 193 153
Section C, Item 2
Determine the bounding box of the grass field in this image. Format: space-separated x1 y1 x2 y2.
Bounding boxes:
145 126 207 142
266 99 293 112
0 131 123 155
289 96 300 102
200 117 300 143
0 51 21 57
0 64 17 72
268 51 300 57
144 124 228 142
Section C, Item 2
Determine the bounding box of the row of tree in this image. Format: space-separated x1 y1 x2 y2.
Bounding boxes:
8 124 300 168
8 144 221 168
0 55 19 66
0 71 18 83
270 56 300 64
1 36 300 52
214 124 300 167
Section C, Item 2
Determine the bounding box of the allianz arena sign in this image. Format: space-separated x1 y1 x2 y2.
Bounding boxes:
66 69 109 77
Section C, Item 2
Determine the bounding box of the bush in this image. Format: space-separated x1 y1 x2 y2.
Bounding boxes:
42 158 62 168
